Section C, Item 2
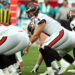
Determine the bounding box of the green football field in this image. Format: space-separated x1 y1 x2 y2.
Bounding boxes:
21 46 75 75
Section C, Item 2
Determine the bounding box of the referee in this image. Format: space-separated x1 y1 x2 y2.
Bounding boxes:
0 2 11 25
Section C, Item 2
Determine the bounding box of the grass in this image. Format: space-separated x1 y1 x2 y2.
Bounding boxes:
21 46 75 75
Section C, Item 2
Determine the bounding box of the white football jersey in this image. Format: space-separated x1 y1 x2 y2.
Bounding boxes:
0 25 30 55
32 13 64 35
30 13 75 57
0 25 24 36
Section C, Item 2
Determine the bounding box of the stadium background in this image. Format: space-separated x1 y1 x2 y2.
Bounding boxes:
1 0 75 75
3 0 75 25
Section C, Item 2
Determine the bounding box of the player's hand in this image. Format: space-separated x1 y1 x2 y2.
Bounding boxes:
23 46 29 55
23 41 32 55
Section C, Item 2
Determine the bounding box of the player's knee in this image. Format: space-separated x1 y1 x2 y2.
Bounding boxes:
39 48 44 53
40 46 53 56
39 46 50 53
58 50 66 57
44 46 54 53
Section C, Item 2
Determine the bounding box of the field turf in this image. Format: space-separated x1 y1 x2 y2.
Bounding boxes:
21 46 75 75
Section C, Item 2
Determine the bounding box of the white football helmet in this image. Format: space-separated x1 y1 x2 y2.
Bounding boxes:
70 20 75 30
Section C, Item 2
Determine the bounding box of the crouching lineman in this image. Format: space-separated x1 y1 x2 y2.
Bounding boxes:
24 2 75 75
28 19 71 74
0 24 30 75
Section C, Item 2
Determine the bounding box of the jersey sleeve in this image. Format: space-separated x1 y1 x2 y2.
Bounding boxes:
38 19 46 25
37 14 46 25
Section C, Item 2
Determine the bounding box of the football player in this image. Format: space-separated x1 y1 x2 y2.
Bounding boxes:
28 21 70 74
24 2 75 75
67 10 75 60
0 24 30 75
66 10 75 73
67 20 75 73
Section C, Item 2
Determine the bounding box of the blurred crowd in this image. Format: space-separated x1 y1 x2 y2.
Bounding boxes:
0 0 9 8
0 0 75 31
16 0 75 31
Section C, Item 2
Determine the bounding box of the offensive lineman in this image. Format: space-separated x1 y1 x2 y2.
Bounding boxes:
28 20 71 75
67 19 75 73
0 24 30 75
24 2 75 75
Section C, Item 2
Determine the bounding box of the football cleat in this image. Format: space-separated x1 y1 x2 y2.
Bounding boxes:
53 67 60 74
68 69 75 73
13 63 22 75
39 67 55 75
3 68 10 75
58 59 70 74
8 65 19 75
0 69 5 75
17 67 22 75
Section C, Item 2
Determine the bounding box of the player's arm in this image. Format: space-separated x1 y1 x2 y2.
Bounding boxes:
30 21 46 43
23 20 46 53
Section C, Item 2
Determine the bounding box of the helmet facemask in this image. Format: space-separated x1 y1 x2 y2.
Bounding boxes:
26 2 40 19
